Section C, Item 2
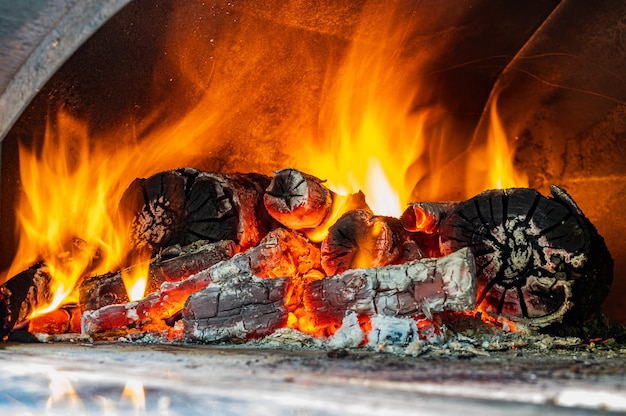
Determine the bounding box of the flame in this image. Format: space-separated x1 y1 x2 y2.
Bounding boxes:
467 97 529 193
300 4 430 218
122 262 149 302
121 380 146 413
46 368 83 412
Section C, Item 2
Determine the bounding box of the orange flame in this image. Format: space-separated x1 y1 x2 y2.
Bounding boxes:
466 97 529 193
300 3 432 218
121 380 146 413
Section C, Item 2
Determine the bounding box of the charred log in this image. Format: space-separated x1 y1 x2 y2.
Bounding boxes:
183 275 288 342
401 202 458 257
81 229 320 335
321 209 425 275
439 185 613 330
306 247 476 328
0 263 52 340
78 239 237 311
119 168 278 256
264 168 369 238
264 168 333 229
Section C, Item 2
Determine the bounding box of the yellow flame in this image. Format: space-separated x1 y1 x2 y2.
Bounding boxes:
46 368 83 412
300 4 429 217
121 380 146 413
467 97 529 193
124 271 148 303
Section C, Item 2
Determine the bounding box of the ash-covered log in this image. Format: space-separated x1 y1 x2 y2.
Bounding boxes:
321 209 425 275
119 168 279 257
183 275 288 342
439 185 613 330
78 239 237 311
306 247 476 328
264 168 369 240
81 229 320 335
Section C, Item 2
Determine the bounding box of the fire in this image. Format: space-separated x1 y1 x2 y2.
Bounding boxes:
122 262 149 302
3 1 529 333
467 96 529 192
301 4 428 218
121 380 146 413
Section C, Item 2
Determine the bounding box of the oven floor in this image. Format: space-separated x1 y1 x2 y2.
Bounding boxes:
1 342 625 415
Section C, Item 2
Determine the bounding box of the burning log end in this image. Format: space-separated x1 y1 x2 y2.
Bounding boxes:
120 168 277 255
264 168 333 230
321 209 425 275
439 186 613 330
400 202 457 234
0 264 53 340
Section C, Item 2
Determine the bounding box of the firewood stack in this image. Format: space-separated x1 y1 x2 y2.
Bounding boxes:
0 167 614 343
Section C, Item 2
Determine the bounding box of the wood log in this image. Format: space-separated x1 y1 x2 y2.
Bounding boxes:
183 276 288 342
400 202 457 234
264 168 370 241
305 247 476 331
264 168 333 229
119 168 279 257
438 185 613 330
0 263 52 340
78 239 237 311
81 229 321 335
25 304 82 334
400 202 458 258
320 209 425 275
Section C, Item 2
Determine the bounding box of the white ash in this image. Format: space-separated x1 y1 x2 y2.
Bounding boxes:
328 312 364 349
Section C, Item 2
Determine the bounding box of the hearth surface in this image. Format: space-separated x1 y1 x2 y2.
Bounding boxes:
1 342 625 415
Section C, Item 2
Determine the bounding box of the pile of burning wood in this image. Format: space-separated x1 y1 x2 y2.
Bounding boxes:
0 168 613 346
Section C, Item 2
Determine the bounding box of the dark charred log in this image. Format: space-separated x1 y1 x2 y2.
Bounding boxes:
321 209 425 275
78 239 237 311
439 185 613 330
0 263 52 340
119 168 278 256
183 275 288 342
306 247 476 328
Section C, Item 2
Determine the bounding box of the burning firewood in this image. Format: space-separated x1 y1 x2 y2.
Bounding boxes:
78 239 237 311
183 275 289 342
306 247 476 329
400 202 458 257
119 168 279 256
263 168 370 240
438 185 613 330
81 229 321 335
321 209 425 275
0 264 52 340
